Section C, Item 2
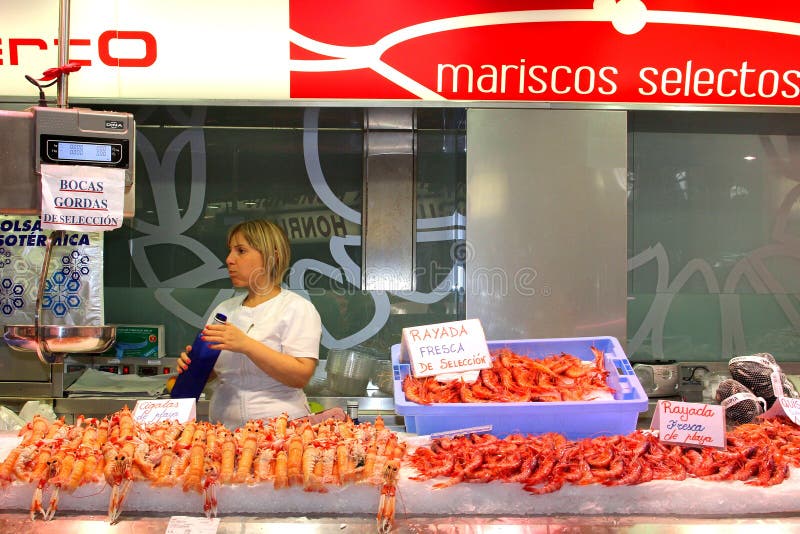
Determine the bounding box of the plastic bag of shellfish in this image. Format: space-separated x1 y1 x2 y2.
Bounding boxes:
715 378 766 425
18 400 56 423
728 353 799 409
0 405 25 431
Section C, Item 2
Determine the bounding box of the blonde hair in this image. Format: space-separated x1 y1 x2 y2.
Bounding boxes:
227 219 291 285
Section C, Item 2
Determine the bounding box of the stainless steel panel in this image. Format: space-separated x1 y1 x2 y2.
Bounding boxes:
0 344 63 396
365 130 412 155
0 381 60 398
466 109 627 342
365 107 414 130
0 109 38 214
0 107 136 217
0 344 51 382
362 109 415 291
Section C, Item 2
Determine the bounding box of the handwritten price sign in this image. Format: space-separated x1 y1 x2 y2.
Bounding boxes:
652 400 726 449
133 398 196 424
762 396 800 426
401 318 491 379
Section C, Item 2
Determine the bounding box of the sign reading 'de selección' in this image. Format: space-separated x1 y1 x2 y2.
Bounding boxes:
133 398 196 425
402 318 491 378
652 400 726 449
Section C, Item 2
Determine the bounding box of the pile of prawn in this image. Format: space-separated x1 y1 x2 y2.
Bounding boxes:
0 407 404 530
407 416 800 493
402 346 614 404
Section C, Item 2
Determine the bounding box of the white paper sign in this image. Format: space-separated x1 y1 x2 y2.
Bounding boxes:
652 399 726 449
133 398 196 425
401 318 491 378
40 164 125 232
762 396 800 426
166 515 220 534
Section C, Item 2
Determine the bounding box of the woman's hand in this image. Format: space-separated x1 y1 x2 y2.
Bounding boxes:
201 322 253 354
176 345 192 373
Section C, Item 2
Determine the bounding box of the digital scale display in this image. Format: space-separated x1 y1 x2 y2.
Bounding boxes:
57 141 113 162
40 134 129 168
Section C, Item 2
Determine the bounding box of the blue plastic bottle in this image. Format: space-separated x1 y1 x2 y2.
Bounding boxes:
170 313 227 399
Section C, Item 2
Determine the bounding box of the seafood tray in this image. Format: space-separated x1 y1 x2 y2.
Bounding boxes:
392 336 648 439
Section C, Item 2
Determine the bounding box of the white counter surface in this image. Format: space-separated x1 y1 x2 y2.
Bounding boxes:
1 432 799 518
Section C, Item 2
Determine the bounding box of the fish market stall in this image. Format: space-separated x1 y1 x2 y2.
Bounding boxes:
2 337 800 532
1 413 800 531
1 430 800 517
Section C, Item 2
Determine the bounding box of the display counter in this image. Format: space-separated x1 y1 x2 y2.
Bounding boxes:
1 402 800 532
1 428 798 517
2 421 800 528
0 343 797 532
0 395 399 427
2 513 800 533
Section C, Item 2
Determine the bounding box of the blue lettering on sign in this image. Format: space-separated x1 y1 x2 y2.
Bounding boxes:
666 420 706 432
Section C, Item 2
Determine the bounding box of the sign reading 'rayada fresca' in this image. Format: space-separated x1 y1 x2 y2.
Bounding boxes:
401 318 491 378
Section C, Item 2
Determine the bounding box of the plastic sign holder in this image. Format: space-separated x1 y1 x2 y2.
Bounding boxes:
401 318 491 380
652 399 725 449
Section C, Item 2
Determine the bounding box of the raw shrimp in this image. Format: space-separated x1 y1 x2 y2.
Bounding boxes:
104 451 133 524
234 432 258 483
376 459 401 533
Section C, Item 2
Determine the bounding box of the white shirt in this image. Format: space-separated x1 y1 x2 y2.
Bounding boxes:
207 289 321 429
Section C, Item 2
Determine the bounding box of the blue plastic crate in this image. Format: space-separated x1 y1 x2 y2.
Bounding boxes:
392 336 648 439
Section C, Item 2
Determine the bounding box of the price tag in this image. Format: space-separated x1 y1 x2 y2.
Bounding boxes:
651 399 726 449
166 515 220 534
132 398 196 424
762 397 800 425
401 319 491 378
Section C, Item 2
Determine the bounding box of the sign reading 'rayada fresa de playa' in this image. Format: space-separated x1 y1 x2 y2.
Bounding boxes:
3 1 800 106
651 399 726 449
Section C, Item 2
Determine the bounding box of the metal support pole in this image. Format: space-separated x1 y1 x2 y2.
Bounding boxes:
56 0 71 108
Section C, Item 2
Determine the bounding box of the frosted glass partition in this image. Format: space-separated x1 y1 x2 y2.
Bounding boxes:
97 106 466 361
628 112 800 362
466 109 628 343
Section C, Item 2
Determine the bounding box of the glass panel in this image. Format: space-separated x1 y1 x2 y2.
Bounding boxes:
102 106 466 387
628 111 800 362
414 108 466 314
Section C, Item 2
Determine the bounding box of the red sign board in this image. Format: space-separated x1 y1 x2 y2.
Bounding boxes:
289 0 800 106
2 1 799 104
